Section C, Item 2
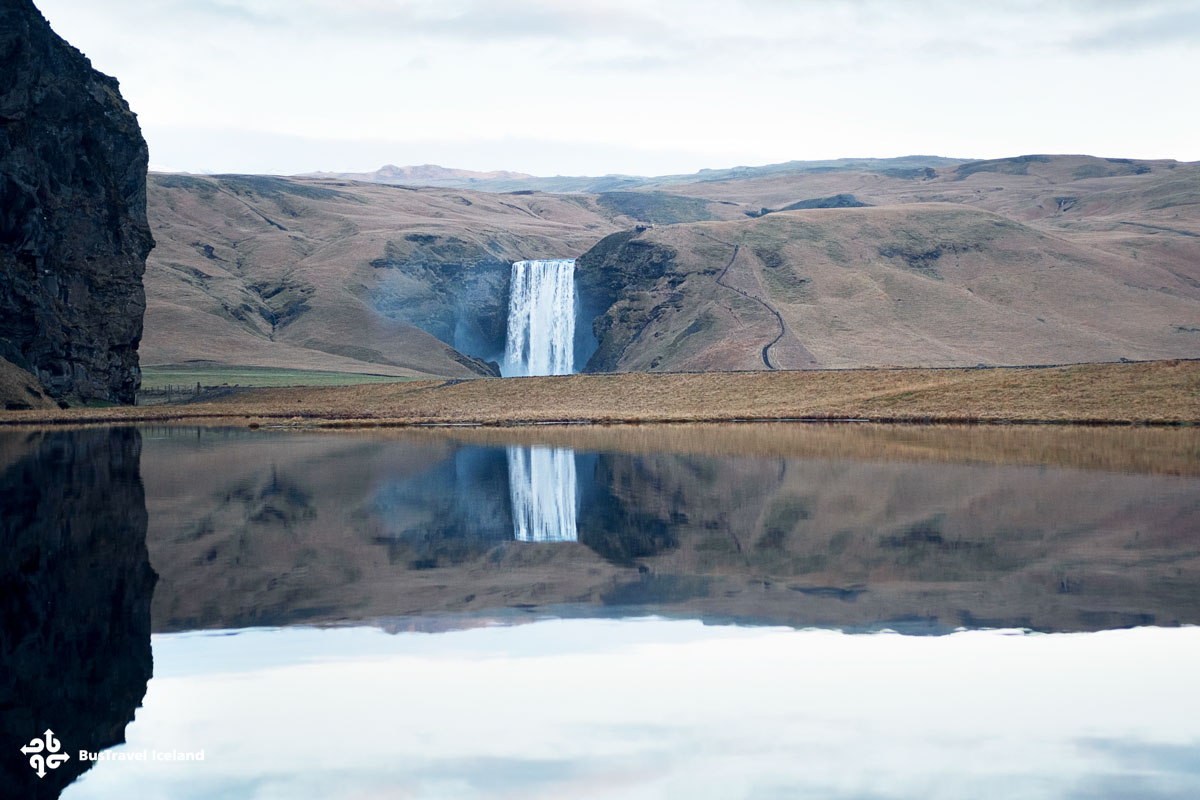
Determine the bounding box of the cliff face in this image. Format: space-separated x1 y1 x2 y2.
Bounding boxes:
370 233 512 372
574 229 681 372
140 175 627 379
0 0 152 403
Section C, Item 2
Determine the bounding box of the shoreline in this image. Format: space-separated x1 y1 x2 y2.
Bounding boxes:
3 414 1196 430
2 360 1198 428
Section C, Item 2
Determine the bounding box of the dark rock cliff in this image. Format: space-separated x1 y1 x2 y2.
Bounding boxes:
574 229 678 372
0 427 154 798
0 0 153 404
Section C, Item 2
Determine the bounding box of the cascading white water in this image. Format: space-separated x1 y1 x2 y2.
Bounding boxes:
507 445 577 543
503 259 576 377
502 261 579 541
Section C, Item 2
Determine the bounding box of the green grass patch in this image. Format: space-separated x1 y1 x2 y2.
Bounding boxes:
596 192 715 225
140 365 415 389
760 262 814 302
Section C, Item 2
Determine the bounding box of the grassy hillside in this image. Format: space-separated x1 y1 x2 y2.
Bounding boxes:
139 364 413 389
577 203 1200 371
659 155 1200 296
0 357 58 411
144 155 1200 380
143 174 742 378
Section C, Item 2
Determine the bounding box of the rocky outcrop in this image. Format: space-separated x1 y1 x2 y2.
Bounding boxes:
0 0 153 404
574 229 679 372
370 233 511 370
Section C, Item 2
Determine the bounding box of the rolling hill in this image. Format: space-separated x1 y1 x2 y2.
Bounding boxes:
142 174 743 377
142 154 1200 378
576 203 1200 371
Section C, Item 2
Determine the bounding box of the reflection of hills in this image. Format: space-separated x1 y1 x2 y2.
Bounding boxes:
0 429 154 799
141 427 1200 634
613 454 1200 631
364 446 512 566
143 428 602 631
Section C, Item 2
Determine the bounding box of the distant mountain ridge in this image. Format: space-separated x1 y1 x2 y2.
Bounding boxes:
304 163 537 186
299 155 969 194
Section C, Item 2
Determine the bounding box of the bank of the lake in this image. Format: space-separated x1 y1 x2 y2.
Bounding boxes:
2 360 1198 428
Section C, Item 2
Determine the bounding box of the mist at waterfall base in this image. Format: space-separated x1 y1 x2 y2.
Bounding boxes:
503 259 577 377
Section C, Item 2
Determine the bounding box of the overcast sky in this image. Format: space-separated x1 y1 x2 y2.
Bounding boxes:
33 0 1200 176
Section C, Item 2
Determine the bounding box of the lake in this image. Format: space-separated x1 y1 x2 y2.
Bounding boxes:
3 423 1199 798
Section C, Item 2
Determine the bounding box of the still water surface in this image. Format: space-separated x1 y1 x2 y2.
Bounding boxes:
1 423 1198 798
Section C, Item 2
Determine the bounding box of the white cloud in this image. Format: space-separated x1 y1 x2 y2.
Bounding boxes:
62 622 1200 800
33 0 1200 175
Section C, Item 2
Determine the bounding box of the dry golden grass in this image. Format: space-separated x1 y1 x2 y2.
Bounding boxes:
2 360 1197 429
417 422 1200 477
608 204 1200 372
0 357 57 411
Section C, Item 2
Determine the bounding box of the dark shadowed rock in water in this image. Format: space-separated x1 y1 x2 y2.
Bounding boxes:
577 453 679 565
0 427 155 798
0 0 153 404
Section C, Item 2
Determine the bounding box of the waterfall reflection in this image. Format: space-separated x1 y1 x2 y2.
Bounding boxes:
136 425 1200 634
507 445 578 542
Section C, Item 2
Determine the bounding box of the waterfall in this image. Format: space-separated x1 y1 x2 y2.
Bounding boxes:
507 446 577 542
503 259 576 377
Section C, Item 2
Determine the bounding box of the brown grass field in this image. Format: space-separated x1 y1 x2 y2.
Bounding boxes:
2 359 1197 428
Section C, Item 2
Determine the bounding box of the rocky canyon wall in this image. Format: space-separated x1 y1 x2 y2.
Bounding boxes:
0 0 152 403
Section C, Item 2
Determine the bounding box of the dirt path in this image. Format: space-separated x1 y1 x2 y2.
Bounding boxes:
713 243 788 369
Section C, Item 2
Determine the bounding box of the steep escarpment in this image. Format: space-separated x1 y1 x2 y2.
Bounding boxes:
141 172 758 376
575 205 1200 372
575 229 685 372
0 0 152 403
143 154 1200 378
369 233 512 366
